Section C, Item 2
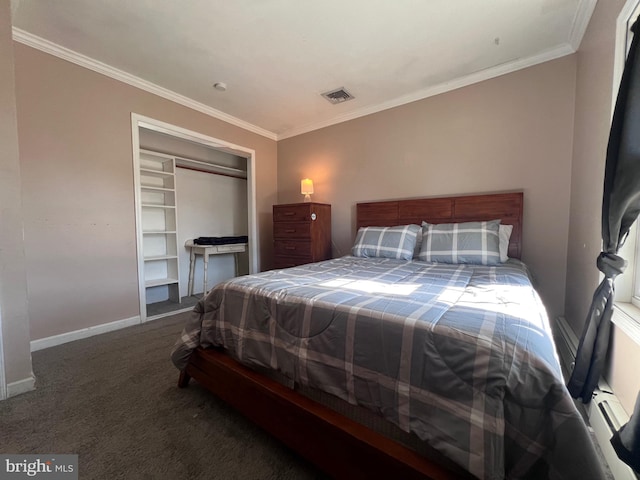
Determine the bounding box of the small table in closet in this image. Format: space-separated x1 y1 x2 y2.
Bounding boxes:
185 239 247 297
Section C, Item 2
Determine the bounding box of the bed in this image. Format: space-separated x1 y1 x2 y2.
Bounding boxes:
171 192 606 480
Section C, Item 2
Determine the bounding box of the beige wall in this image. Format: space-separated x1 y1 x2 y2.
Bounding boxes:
14 44 277 341
567 0 640 415
278 56 577 319
0 0 33 388
8 0 638 410
565 0 625 334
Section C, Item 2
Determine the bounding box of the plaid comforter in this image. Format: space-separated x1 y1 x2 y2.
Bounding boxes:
171 256 605 480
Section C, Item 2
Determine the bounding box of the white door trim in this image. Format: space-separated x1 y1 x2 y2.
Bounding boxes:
130 113 258 321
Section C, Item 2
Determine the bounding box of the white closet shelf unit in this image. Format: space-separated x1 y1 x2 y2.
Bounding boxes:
135 144 250 316
138 149 181 304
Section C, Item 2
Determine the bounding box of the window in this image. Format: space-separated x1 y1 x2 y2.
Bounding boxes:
614 0 640 344
629 6 640 311
626 2 640 308
630 3 640 46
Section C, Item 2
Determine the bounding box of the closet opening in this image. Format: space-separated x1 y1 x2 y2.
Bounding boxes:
131 114 257 322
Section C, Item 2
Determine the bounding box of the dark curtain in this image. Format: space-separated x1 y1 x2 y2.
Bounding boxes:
567 17 640 402
567 17 640 473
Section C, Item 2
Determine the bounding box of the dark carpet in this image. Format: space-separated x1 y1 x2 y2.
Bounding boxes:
0 313 324 479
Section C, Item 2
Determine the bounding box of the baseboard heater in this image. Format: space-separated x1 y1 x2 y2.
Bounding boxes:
553 317 638 480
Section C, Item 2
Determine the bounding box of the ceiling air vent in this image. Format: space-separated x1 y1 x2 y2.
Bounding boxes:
321 87 355 104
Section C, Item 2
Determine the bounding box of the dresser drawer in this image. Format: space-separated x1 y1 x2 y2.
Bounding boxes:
273 222 311 239
273 204 315 222
273 255 312 269
274 239 312 257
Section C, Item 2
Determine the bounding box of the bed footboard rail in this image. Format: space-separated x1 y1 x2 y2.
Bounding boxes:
178 347 471 480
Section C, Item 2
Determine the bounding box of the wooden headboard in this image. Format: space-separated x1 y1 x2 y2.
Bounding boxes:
356 192 523 259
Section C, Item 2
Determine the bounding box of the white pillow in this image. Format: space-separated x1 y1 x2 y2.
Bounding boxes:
499 224 513 262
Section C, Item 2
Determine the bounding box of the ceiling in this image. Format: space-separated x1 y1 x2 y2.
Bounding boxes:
10 0 596 140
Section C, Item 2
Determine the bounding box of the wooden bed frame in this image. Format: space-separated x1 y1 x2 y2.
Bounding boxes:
178 191 523 479
356 191 523 259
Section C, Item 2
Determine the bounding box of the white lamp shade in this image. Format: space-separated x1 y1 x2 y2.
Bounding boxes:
301 178 314 195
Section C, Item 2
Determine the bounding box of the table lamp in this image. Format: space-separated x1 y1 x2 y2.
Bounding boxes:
301 178 314 202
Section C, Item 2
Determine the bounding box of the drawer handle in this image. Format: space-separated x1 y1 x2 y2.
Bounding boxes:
285 229 296 233
283 212 295 216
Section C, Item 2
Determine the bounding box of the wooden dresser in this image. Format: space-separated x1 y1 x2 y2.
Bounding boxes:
273 202 331 269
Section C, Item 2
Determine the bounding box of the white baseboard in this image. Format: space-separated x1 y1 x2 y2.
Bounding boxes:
589 390 637 480
146 306 193 322
552 316 578 381
30 315 141 352
7 374 36 398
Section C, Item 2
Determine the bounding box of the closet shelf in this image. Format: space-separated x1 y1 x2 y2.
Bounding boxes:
144 255 178 261
140 147 246 179
141 204 176 209
138 149 181 309
176 157 246 179
141 185 174 192
145 277 179 288
140 168 174 177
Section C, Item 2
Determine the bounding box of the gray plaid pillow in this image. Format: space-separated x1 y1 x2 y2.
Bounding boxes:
418 220 501 265
352 224 420 260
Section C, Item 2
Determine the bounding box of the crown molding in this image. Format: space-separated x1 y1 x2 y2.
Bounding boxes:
12 23 587 143
277 43 575 140
569 0 598 51
11 28 278 141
